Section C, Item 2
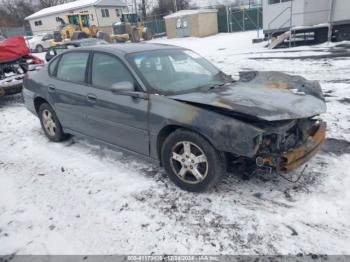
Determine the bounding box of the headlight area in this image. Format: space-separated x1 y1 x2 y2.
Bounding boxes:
254 118 326 174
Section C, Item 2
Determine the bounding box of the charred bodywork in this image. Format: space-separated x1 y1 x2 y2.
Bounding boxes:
23 44 326 181
168 70 327 173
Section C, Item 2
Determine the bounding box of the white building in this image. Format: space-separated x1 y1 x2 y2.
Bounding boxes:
263 0 350 41
26 0 127 35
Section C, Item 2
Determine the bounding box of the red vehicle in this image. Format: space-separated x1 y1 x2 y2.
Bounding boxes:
0 36 44 97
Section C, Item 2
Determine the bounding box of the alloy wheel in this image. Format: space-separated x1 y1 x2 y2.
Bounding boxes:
42 109 57 137
170 141 208 184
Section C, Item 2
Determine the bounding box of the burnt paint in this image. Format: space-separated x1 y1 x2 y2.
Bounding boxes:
23 47 326 165
169 71 327 121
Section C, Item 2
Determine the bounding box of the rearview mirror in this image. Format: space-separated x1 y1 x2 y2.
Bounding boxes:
111 81 134 92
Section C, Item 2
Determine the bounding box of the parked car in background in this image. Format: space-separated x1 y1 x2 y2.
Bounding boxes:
23 44 326 192
27 33 54 53
1 36 44 97
45 38 109 62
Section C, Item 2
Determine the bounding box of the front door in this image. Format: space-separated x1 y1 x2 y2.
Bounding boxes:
87 52 149 156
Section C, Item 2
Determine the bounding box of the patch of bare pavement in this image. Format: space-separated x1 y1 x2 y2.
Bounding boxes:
250 52 350 60
322 138 350 156
250 43 350 60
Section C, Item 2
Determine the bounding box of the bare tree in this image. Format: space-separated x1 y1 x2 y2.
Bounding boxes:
138 0 148 18
151 0 191 15
0 0 36 27
38 0 70 8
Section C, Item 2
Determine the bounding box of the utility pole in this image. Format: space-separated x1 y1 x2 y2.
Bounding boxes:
226 5 230 33
133 0 137 14
289 0 293 48
174 0 178 12
328 0 336 43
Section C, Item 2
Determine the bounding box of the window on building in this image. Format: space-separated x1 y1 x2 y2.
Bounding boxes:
116 9 122 17
101 8 110 18
34 20 42 26
269 0 291 4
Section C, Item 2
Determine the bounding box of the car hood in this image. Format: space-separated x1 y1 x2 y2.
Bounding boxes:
169 71 327 121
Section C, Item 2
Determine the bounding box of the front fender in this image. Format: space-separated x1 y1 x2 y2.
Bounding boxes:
149 95 263 160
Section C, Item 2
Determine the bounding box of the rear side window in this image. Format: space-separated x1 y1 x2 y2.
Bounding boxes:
56 52 89 83
91 53 134 89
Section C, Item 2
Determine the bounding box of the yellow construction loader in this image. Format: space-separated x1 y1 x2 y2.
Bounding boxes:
110 14 153 43
49 13 98 47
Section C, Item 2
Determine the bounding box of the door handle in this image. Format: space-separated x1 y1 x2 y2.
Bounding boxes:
48 85 56 92
87 94 97 102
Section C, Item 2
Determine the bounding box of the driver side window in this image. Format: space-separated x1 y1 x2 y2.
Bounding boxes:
92 53 135 90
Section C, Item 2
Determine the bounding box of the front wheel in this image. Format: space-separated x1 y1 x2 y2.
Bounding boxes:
38 103 66 142
161 129 225 192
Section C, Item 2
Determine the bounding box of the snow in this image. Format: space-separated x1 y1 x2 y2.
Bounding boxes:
1 31 350 255
25 0 126 20
164 9 217 19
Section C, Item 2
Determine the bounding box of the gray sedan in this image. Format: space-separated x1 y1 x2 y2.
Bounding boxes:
23 44 326 192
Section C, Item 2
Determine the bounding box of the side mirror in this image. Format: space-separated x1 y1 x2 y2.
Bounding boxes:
111 81 134 92
45 49 56 62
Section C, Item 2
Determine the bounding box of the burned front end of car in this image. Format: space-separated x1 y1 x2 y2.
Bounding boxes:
254 118 326 173
169 70 327 176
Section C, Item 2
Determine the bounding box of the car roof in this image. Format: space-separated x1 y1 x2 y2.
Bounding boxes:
76 43 185 55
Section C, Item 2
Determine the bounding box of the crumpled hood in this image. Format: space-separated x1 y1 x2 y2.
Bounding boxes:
169 71 327 121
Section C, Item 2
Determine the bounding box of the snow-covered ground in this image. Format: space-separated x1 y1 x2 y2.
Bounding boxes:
1 31 350 255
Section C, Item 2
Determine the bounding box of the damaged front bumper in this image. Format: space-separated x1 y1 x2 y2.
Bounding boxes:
258 121 326 173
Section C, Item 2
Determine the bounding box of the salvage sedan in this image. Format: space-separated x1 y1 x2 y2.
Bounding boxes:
23 44 327 192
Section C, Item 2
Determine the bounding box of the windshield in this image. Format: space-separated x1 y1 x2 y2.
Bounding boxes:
128 49 230 95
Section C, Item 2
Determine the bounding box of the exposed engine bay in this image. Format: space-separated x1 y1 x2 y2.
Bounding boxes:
255 118 326 173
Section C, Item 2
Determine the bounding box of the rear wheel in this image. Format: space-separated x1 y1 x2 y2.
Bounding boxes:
38 103 66 142
162 129 225 192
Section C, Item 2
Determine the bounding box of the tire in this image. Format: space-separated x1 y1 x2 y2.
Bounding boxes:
161 129 225 192
38 103 66 142
36 44 44 53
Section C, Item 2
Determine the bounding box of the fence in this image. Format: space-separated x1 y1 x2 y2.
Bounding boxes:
0 27 32 37
217 6 263 33
143 14 166 37
1 6 262 39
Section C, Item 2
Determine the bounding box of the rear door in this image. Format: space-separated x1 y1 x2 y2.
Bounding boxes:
47 51 95 136
87 52 149 156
